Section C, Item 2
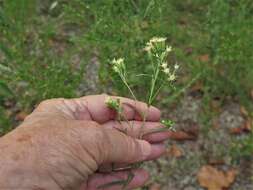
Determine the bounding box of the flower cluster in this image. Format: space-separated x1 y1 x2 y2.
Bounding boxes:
144 37 172 54
111 58 126 76
105 36 178 188
105 97 120 112
144 37 178 82
161 62 179 82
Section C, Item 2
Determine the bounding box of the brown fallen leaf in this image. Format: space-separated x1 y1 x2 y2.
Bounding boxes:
197 165 236 190
244 119 252 131
169 131 196 141
190 81 203 92
208 159 225 166
230 127 244 134
149 183 161 190
199 54 209 62
230 119 252 134
170 121 199 141
240 106 249 118
15 111 28 121
167 144 183 158
184 123 199 138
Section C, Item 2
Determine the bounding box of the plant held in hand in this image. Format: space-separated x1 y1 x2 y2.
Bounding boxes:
110 37 178 126
100 37 179 189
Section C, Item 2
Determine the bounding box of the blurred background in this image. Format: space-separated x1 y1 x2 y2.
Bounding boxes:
0 0 253 189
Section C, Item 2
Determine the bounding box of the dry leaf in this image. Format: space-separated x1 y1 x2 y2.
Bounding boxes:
208 159 225 165
190 81 203 92
197 165 236 190
169 131 196 141
243 119 252 131
199 54 209 62
230 127 244 134
170 122 199 141
182 122 199 138
149 183 161 190
230 119 252 134
15 111 28 121
167 144 183 158
240 106 249 118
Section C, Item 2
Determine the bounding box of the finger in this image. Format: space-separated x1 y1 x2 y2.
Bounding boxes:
103 121 171 143
98 144 165 172
102 128 166 164
74 94 161 123
143 131 172 143
81 169 149 190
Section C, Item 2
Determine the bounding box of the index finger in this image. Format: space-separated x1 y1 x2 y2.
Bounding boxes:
75 94 161 123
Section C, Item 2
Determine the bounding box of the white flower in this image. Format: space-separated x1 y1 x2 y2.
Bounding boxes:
112 58 124 65
112 65 120 73
111 58 125 74
174 64 179 70
166 46 172 52
168 74 176 81
145 37 167 52
144 45 152 52
163 68 170 74
144 41 152 52
150 37 167 43
161 62 167 69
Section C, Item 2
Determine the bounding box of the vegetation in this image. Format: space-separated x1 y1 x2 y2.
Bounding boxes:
0 0 252 169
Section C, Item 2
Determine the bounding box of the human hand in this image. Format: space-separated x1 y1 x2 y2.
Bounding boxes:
0 94 171 190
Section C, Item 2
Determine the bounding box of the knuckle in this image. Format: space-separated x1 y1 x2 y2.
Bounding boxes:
37 98 66 109
99 93 109 100
126 138 139 161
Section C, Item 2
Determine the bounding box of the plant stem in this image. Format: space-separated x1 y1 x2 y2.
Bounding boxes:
123 78 137 101
118 72 137 101
148 60 161 106
150 82 165 104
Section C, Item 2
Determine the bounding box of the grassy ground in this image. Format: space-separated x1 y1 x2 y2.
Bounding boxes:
0 0 253 189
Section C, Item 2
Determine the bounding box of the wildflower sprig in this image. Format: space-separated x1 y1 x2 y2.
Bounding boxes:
111 58 137 101
144 37 178 106
110 36 179 120
104 37 178 189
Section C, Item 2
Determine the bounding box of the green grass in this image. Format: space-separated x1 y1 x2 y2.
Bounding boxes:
0 0 253 157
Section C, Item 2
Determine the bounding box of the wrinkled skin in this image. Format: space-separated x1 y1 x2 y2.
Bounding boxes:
0 94 171 190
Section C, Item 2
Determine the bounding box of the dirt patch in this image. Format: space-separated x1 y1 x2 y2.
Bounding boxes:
144 95 253 189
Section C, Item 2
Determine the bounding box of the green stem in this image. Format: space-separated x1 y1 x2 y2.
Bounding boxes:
123 79 137 101
150 81 165 104
148 60 161 106
118 73 137 101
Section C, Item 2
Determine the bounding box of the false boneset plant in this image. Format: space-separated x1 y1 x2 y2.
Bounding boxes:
100 37 179 189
